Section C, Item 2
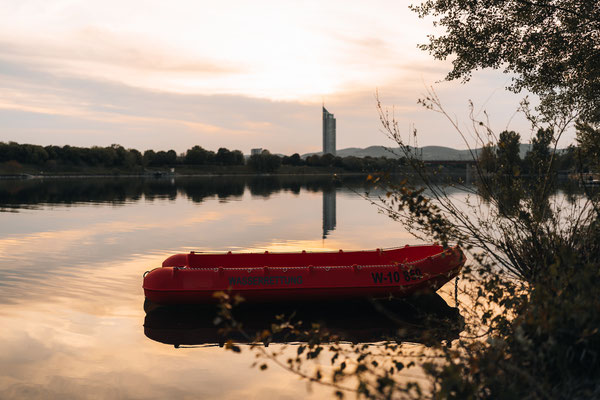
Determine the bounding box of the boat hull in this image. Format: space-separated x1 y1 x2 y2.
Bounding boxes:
143 245 465 304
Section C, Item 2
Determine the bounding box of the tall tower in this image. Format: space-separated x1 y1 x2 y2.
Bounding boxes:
322 106 336 155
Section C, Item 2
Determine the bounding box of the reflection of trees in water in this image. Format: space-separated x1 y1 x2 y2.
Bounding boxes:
247 176 282 197
0 178 178 207
0 178 146 207
177 178 245 203
0 175 587 210
0 175 371 208
247 175 343 197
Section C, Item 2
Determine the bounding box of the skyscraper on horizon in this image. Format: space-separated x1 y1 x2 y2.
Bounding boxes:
322 106 336 156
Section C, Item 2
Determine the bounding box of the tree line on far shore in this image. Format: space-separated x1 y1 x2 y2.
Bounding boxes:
1 131 597 175
0 142 406 173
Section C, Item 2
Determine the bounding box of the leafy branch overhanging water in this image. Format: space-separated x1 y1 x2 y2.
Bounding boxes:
213 88 600 399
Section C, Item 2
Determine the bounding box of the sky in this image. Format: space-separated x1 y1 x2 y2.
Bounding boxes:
0 0 572 155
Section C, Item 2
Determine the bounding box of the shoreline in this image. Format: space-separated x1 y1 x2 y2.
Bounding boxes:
0 171 374 180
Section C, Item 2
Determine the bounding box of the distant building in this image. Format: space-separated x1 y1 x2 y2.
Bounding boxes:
250 148 263 156
322 107 336 156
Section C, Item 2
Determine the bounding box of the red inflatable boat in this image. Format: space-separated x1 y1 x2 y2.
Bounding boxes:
143 244 465 304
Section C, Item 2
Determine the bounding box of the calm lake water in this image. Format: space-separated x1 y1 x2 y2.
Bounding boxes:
0 176 459 399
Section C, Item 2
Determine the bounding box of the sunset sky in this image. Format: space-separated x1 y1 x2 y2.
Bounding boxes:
0 0 565 155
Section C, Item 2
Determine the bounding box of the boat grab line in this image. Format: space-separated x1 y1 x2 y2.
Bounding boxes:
179 264 424 271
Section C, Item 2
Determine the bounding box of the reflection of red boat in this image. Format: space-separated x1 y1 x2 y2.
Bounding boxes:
143 294 463 347
143 244 465 304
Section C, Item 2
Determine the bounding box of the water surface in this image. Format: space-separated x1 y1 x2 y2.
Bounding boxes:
0 176 456 399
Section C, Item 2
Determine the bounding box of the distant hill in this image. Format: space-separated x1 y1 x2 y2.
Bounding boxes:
302 144 534 160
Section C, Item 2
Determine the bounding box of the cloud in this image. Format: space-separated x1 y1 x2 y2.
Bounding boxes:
0 0 557 153
0 37 554 154
0 53 321 152
0 32 242 77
